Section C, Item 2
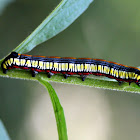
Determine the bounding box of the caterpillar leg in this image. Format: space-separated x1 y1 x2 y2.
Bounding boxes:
118 81 124 86
137 83 140 87
129 82 132 86
47 72 54 78
81 75 87 81
32 70 38 77
64 74 70 79
136 81 140 87
3 69 7 74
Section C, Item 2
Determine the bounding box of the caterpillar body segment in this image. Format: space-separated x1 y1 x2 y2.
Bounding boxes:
2 52 140 87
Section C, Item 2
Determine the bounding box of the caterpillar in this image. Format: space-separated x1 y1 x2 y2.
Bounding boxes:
1 52 140 86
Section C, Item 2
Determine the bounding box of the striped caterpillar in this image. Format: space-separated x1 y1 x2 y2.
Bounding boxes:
1 52 140 86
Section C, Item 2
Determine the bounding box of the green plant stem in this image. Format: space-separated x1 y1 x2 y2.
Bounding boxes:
39 79 68 140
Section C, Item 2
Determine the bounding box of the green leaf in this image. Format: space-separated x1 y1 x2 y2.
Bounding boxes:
0 67 140 94
0 120 11 140
13 0 93 54
38 78 68 140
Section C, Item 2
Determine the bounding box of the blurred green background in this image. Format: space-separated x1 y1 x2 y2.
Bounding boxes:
1 0 140 140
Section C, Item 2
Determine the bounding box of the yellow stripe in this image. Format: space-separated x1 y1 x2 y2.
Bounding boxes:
53 62 58 71
65 63 68 71
114 69 118 78
134 74 138 79
50 62 53 69
69 63 74 72
20 59 26 66
84 64 91 72
119 71 126 79
128 72 133 78
81 64 84 71
132 73 136 79
25 60 31 67
10 58 13 65
61 63 65 71
110 68 114 76
39 61 44 69
13 58 20 66
125 72 129 79
137 75 140 80
58 63 61 71
31 60 38 68
7 59 11 66
76 64 81 72
98 65 102 73
46 62 49 69
3 63 7 69
104 66 110 74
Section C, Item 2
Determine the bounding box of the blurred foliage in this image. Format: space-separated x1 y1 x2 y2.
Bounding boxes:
0 120 11 140
0 0 14 16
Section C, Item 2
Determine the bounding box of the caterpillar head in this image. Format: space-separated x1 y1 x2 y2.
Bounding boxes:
10 52 18 58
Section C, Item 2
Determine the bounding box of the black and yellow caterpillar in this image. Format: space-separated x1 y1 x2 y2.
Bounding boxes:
1 52 140 86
